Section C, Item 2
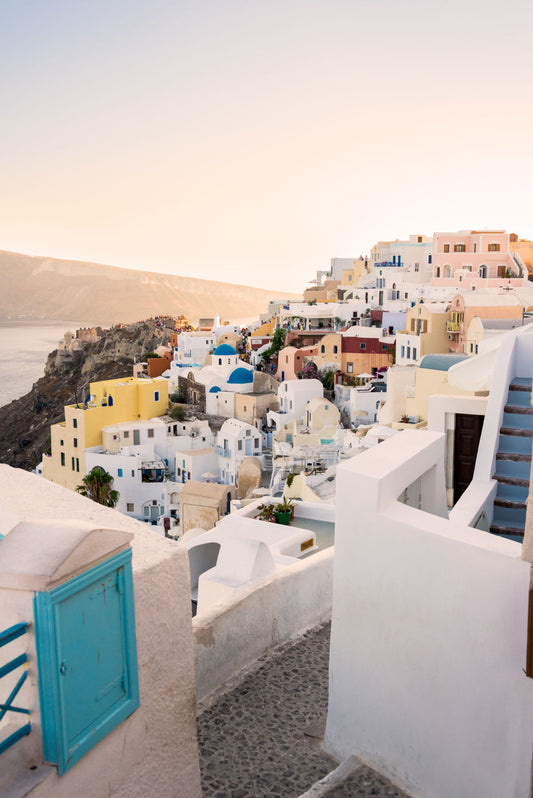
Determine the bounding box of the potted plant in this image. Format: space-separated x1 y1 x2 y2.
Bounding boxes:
401 414 410 424
274 497 295 525
257 503 276 523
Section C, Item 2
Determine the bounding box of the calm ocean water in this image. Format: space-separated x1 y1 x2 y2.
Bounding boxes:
0 320 93 408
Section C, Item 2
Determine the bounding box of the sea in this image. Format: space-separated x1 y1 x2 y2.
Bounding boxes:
0 320 94 408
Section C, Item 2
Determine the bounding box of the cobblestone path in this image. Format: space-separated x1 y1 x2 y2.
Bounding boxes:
197 622 410 798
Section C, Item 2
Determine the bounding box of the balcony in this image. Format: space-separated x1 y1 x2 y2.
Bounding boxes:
215 445 231 458
446 320 461 333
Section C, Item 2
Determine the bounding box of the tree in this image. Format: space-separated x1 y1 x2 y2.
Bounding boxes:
76 467 119 508
261 327 286 363
170 404 185 421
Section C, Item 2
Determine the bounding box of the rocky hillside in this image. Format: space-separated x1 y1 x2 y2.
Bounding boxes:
0 251 297 326
0 320 174 472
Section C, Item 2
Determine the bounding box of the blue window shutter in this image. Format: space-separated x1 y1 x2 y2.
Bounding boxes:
34 549 139 774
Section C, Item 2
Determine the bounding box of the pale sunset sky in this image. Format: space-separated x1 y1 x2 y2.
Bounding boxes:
1 0 531 292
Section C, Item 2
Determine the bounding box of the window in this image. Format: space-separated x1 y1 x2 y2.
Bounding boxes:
148 429 154 438
401 346 405 358
475 344 479 353
73 418 78 428
127 503 134 513
254 438 259 448
382 344 387 351
124 430 129 438
60 452 65 467
488 243 500 252
73 438 78 448
177 467 181 476
76 458 80 472
347 363 353 373
479 265 488 278
473 243 477 253
454 244 465 252
60 439 64 446
443 244 450 253
188 472 191 481
238 440 243 450
333 345 338 354
144 506 150 517
407 347 411 358
71 457 75 470
154 391 160 401
118 468 123 477
470 343 474 353
428 254 432 264
413 348 417 360
360 343 366 350
321 345 325 353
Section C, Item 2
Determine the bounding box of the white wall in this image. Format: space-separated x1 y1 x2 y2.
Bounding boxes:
324 432 533 798
0 465 201 798
194 548 333 703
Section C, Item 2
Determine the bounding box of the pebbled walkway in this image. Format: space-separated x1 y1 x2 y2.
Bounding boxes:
197 622 411 798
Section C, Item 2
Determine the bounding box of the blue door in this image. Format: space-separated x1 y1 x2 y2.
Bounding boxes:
35 550 139 773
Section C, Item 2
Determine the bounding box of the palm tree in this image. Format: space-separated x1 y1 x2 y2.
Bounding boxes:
76 467 119 508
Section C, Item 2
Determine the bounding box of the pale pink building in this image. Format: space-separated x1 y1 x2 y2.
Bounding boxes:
430 230 527 289
275 345 317 381
446 292 524 353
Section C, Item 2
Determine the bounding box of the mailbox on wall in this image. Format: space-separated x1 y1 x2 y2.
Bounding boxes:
0 520 139 775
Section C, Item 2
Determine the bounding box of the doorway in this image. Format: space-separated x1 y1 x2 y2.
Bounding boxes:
453 413 484 503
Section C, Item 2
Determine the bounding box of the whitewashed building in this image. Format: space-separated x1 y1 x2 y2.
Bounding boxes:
215 419 262 487
267 378 323 431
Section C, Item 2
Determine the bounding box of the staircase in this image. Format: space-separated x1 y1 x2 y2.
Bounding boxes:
491 378 533 541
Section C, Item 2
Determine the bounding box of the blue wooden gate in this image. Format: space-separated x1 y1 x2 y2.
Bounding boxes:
34 548 139 774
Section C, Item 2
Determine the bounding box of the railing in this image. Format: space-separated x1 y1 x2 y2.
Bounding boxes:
446 320 461 332
0 622 31 756
214 445 231 458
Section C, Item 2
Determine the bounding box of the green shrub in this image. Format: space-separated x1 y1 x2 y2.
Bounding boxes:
170 404 185 421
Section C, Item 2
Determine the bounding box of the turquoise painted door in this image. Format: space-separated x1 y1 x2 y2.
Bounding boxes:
34 550 139 774
57 569 127 747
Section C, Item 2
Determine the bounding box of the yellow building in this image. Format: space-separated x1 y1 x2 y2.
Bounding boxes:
396 300 451 365
315 333 342 371
401 354 480 424
42 376 168 491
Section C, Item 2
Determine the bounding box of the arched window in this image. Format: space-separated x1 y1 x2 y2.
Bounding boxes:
321 345 325 353
333 345 338 354
479 265 487 278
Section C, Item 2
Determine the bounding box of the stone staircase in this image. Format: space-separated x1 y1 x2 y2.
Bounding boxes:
491 378 533 541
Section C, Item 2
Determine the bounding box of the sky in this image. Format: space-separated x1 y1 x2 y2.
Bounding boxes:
1 0 532 292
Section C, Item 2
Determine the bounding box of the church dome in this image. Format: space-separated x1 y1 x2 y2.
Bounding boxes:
227 367 253 385
213 344 237 356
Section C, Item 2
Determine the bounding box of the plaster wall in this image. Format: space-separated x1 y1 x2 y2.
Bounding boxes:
194 547 333 702
324 432 533 798
0 466 201 798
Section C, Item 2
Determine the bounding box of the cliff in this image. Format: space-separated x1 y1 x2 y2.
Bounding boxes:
0 250 297 326
0 319 175 472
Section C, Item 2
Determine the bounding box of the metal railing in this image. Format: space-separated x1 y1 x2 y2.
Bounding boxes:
214 445 231 458
446 320 461 332
0 622 31 756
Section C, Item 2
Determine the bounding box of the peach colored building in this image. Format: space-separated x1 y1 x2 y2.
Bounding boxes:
430 230 527 289
341 327 395 379
510 234 533 278
315 333 342 372
276 345 317 381
446 292 524 353
303 279 340 303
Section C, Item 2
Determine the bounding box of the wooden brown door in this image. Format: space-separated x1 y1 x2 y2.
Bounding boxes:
453 413 484 504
